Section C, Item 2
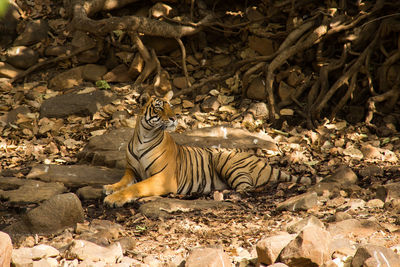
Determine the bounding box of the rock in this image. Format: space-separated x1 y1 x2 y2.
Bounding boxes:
182 100 194 109
103 64 132 83
6 46 39 69
200 96 220 112
247 102 268 118
0 231 12 267
276 192 318 211
320 166 358 185
279 225 331 266
71 31 100 64
248 35 275 56
77 219 124 247
40 90 115 118
342 146 363 160
376 182 400 202
329 237 356 259
358 165 383 178
280 108 294 116
65 240 123 264
327 219 383 239
48 66 85 90
332 211 352 222
138 198 236 219
308 182 341 197
82 64 107 82
173 76 192 89
361 144 398 162
246 76 265 101
44 45 68 57
351 244 400 267
0 62 23 79
5 106 30 124
210 54 232 69
185 247 231 267
0 177 66 204
256 233 296 265
76 186 103 200
286 215 325 234
14 19 49 46
11 244 59 266
267 264 289 267
366 198 385 208
26 164 123 188
5 193 84 236
78 127 277 169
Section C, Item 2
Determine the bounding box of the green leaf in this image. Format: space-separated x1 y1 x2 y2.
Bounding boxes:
96 80 111 90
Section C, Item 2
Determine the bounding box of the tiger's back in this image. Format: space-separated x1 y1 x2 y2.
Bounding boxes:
103 92 312 207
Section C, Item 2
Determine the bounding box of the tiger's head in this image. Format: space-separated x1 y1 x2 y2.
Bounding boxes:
142 91 176 131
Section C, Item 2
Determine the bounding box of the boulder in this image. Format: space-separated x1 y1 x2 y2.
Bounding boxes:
11 244 59 266
76 186 103 200
138 198 236 219
26 164 123 188
5 193 84 236
327 219 383 239
0 177 66 204
376 182 400 203
0 62 23 79
65 240 123 264
40 90 115 118
256 233 296 265
0 231 12 267
320 166 358 185
78 126 278 169
279 225 331 266
6 46 39 69
351 244 400 267
185 247 231 267
286 216 325 234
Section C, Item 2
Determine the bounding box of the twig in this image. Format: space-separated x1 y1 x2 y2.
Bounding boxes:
175 38 191 87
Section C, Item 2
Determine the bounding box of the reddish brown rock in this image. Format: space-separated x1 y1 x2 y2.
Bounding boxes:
185 247 231 267
256 233 296 265
279 225 331 267
351 244 400 267
276 192 318 211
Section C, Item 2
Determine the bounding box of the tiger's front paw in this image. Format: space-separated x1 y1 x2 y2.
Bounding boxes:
103 184 118 195
103 191 134 208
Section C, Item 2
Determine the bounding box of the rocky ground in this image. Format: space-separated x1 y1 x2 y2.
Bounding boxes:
1 87 400 266
2 0 400 266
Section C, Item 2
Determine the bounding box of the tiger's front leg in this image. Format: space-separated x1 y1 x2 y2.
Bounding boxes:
103 173 177 207
103 168 135 195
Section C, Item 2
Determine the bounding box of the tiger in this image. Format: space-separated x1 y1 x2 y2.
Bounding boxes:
103 91 313 207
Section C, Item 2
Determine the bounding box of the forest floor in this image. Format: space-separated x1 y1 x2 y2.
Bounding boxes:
1 0 400 266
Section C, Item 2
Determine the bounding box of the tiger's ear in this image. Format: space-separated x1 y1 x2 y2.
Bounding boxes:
163 91 173 101
139 92 151 106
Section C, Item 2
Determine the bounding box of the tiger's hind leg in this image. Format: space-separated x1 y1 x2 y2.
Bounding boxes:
103 168 136 195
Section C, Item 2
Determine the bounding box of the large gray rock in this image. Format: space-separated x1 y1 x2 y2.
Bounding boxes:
5 193 84 236
78 126 278 169
0 177 66 204
139 198 236 219
26 164 123 188
40 90 115 118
